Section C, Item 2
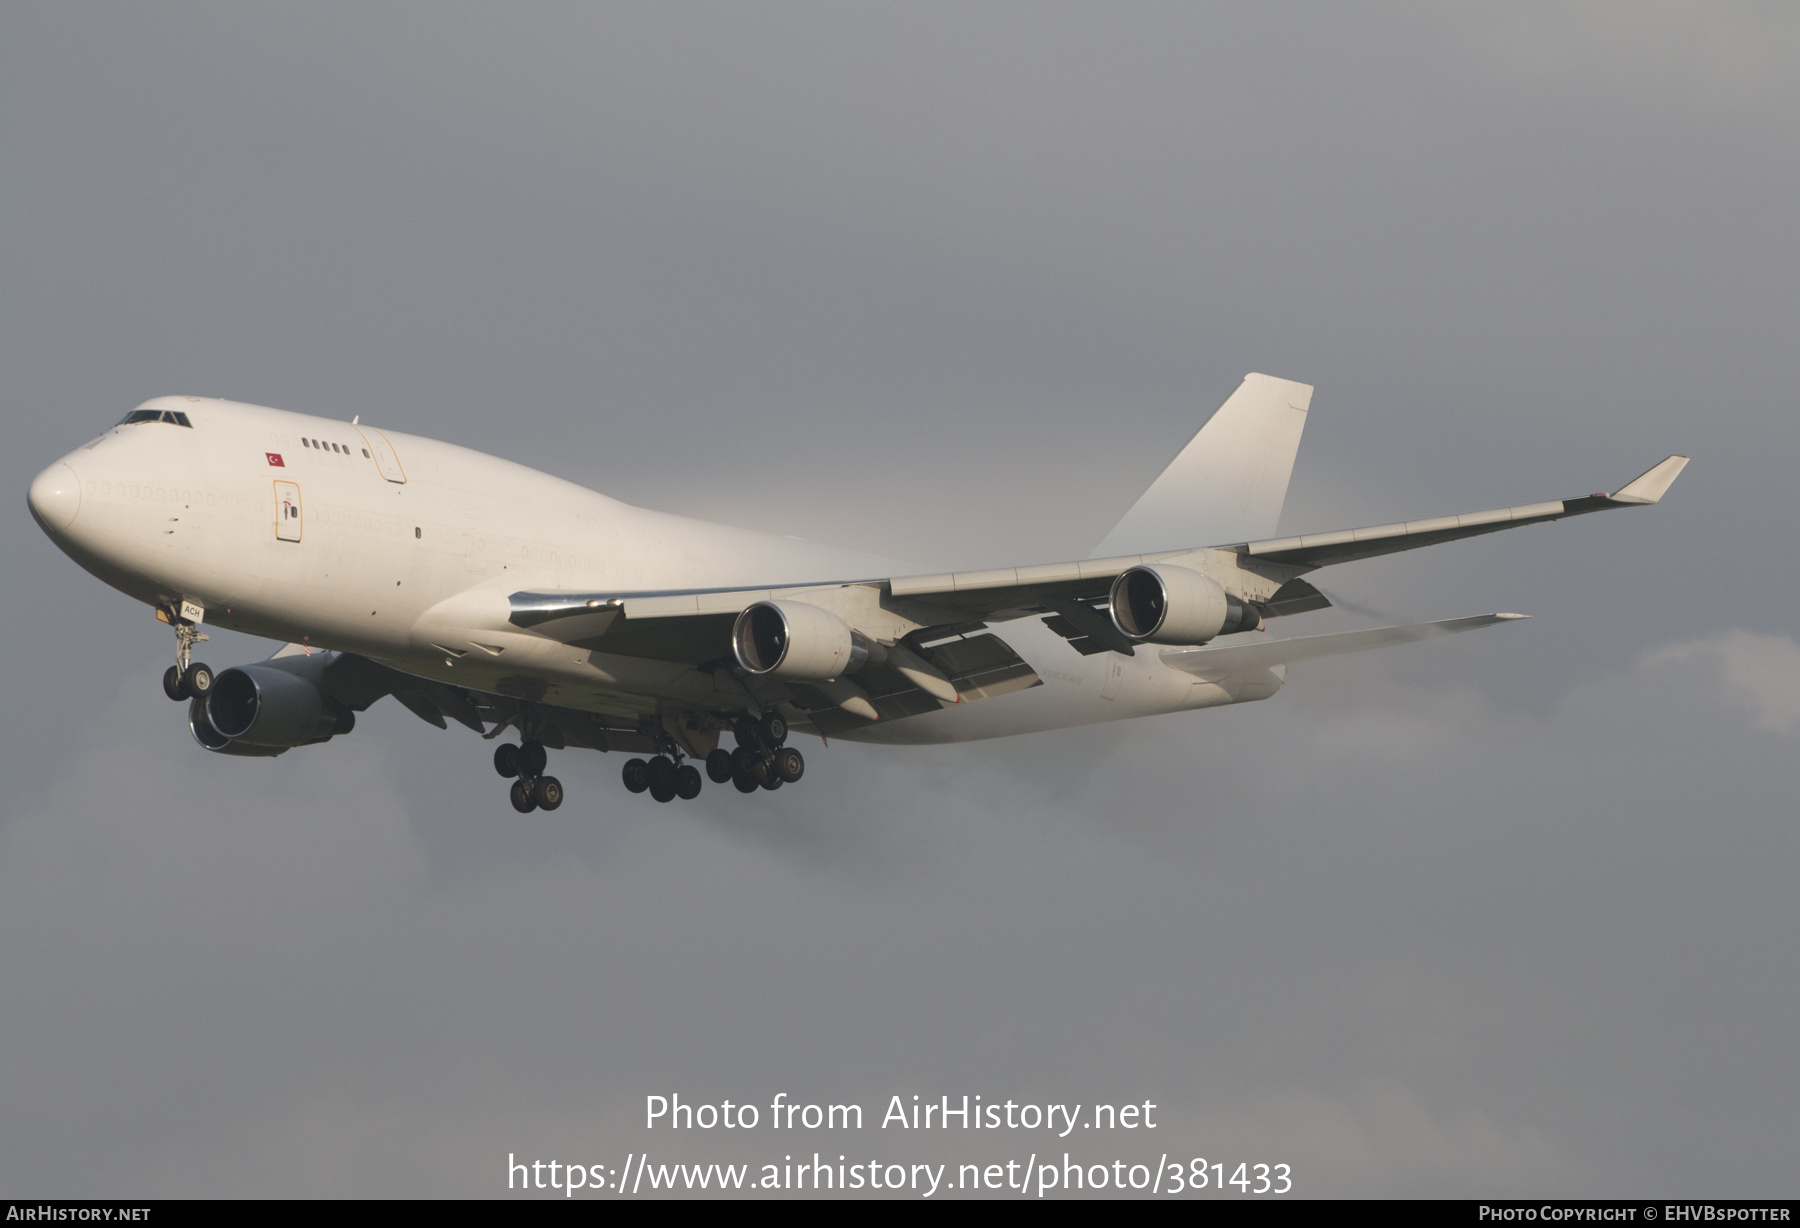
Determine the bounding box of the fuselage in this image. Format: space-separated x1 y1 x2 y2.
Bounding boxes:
29 397 1276 746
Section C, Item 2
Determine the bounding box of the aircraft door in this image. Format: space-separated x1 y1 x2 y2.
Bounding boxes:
355 428 407 484
274 481 302 542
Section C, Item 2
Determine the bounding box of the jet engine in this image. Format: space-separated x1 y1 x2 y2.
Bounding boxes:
1108 564 1262 646
732 600 886 681
188 696 287 756
198 662 355 752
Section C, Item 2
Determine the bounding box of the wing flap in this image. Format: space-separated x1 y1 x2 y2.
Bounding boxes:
924 633 1043 701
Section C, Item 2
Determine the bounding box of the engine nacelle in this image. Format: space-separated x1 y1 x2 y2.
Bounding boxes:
188 697 288 756
205 664 355 749
1108 564 1262 645
732 600 883 681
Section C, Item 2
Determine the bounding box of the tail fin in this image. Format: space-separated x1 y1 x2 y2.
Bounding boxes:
1089 372 1312 557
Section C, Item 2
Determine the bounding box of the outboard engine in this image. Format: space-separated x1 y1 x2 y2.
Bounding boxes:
1109 564 1262 646
732 600 887 681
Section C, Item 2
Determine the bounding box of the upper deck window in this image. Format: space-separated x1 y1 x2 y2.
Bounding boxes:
117 409 192 427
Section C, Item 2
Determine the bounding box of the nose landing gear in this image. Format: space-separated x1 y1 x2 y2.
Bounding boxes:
162 620 213 702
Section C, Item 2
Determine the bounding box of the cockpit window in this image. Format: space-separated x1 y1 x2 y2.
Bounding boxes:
117 409 193 427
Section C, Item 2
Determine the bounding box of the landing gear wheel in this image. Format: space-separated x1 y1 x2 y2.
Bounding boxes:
732 768 760 794
533 775 564 811
622 758 650 794
647 755 677 803
163 666 187 702
675 764 702 800
493 743 521 778
705 748 734 783
758 712 788 747
510 779 538 813
734 716 761 749
518 741 548 777
181 662 214 698
773 746 805 783
760 771 783 791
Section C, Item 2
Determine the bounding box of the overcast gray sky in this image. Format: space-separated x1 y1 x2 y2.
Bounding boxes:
3 2 1797 1198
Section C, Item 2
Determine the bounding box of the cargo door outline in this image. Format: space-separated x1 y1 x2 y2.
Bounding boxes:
354 427 407 484
274 480 302 542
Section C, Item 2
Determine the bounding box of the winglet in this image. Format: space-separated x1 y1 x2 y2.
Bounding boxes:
1609 455 1689 505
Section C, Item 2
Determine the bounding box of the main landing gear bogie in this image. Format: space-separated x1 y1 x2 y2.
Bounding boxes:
495 739 561 814
622 754 705 804
718 716 806 795
494 710 810 811
620 730 803 804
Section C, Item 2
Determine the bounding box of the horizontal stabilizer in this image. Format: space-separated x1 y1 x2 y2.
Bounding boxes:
1162 613 1527 681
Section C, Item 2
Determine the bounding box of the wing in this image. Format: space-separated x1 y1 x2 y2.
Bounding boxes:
495 455 1681 731
510 454 1686 641
251 643 676 755
1234 455 1690 569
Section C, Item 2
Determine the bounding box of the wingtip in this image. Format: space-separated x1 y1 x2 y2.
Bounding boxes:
1494 612 1530 621
1610 455 1690 505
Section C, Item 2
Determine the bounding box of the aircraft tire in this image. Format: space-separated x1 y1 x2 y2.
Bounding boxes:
510 779 537 813
760 772 783 791
705 748 734 783
181 662 214 698
622 758 650 794
773 746 805 783
649 776 677 804
493 743 521 778
163 666 187 702
519 740 548 777
731 767 759 794
758 712 787 747
733 716 761 750
675 764 702 800
534 775 564 811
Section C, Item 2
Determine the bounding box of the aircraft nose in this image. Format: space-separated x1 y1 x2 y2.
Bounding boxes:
28 462 82 533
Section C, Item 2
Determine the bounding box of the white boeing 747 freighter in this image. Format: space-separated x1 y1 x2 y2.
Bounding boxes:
28 375 1686 811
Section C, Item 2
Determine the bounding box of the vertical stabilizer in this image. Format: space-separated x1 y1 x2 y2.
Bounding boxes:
1089 372 1312 557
